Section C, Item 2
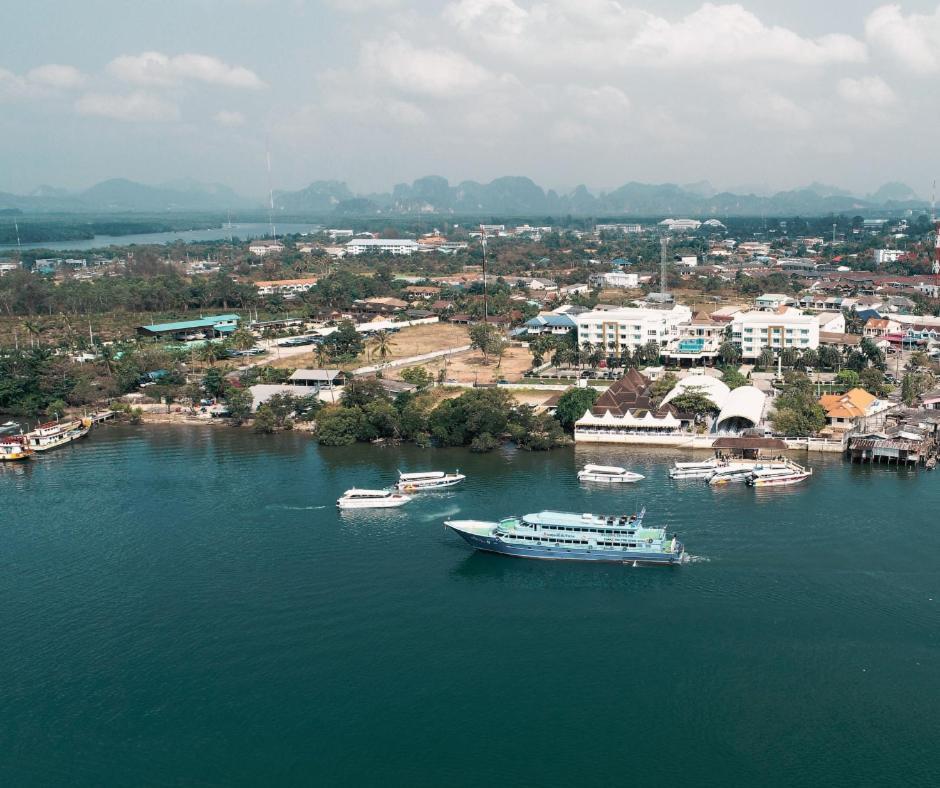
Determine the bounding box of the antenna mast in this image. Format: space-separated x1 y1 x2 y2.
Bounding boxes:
480 224 488 324
659 236 669 297
266 148 277 242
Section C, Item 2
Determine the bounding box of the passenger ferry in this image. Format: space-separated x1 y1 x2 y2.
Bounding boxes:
746 462 813 487
669 458 721 479
396 470 466 491
0 437 32 462
577 464 644 483
445 509 685 565
23 417 92 452
337 489 412 509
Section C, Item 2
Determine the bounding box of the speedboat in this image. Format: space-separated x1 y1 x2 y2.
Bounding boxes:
337 489 412 509
705 462 758 485
577 464 644 483
747 463 813 487
669 458 721 479
396 470 466 491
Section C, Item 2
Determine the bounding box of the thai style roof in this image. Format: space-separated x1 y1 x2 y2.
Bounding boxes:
588 369 678 420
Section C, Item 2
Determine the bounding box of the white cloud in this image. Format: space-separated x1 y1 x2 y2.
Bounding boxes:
1 63 86 100
865 4 940 73
108 51 265 88
837 76 896 106
445 0 866 69
75 91 181 122
26 64 85 89
358 34 494 97
214 109 246 127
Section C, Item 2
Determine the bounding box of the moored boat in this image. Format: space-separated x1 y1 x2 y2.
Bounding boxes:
23 417 92 452
0 437 33 462
577 464 644 483
445 508 684 565
746 462 813 487
669 458 721 479
337 489 413 509
396 470 466 491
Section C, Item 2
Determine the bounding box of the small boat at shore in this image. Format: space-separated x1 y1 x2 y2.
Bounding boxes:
578 464 644 483
0 437 33 462
23 417 92 452
337 489 413 509
746 462 813 487
396 470 466 491
445 508 685 565
1 420 19 433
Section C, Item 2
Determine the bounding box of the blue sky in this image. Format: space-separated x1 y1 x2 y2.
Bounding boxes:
3 0 940 198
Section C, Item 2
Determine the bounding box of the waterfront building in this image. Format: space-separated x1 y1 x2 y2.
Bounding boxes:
714 386 767 434
288 369 346 391
819 388 894 434
574 369 690 444
576 304 692 354
345 239 420 255
731 308 819 359
660 370 731 412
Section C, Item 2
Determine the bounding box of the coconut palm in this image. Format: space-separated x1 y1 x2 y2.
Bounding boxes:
370 331 394 365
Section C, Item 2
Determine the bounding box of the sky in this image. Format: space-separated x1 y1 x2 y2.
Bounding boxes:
3 0 940 199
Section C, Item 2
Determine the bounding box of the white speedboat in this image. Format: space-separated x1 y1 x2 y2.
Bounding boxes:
396 470 466 491
577 464 645 483
669 458 721 479
746 463 813 487
337 489 412 509
706 462 758 486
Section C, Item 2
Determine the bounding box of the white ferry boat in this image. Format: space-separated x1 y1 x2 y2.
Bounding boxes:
396 470 466 491
337 489 413 509
23 417 92 452
669 458 721 479
577 464 644 483
445 508 685 565
746 463 813 487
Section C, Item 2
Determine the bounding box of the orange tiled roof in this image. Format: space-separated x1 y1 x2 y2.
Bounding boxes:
819 387 876 419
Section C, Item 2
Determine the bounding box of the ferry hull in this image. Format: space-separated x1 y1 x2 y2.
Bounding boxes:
447 526 682 565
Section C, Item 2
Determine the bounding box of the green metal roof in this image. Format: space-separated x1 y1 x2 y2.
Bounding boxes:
139 314 241 333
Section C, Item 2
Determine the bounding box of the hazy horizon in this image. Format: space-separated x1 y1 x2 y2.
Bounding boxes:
3 0 940 198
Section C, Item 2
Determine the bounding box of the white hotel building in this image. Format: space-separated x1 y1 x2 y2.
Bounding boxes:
345 239 420 255
731 309 820 359
576 305 692 353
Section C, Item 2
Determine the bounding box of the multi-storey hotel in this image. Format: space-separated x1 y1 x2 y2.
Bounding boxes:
575 305 692 353
731 309 820 359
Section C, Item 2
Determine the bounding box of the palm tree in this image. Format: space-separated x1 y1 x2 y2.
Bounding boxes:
758 347 775 370
370 331 394 366
23 319 44 348
579 342 595 370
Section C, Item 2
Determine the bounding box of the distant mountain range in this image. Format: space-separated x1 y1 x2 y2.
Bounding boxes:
0 176 928 217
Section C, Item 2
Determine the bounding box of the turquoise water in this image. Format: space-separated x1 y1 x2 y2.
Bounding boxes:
1 426 937 786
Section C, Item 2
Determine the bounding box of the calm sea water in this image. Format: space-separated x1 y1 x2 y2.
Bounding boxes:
0 223 321 252
1 426 937 786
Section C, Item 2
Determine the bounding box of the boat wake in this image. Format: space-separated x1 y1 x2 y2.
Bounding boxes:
682 554 710 564
266 504 329 511
420 506 461 522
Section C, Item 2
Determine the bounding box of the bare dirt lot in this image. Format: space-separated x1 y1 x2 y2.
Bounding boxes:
266 323 472 370
389 343 535 385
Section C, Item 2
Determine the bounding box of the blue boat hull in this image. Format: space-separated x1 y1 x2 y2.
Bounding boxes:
451 529 682 565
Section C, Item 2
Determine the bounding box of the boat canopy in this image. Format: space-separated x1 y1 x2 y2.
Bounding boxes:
581 464 627 474
399 471 447 480
342 488 393 498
